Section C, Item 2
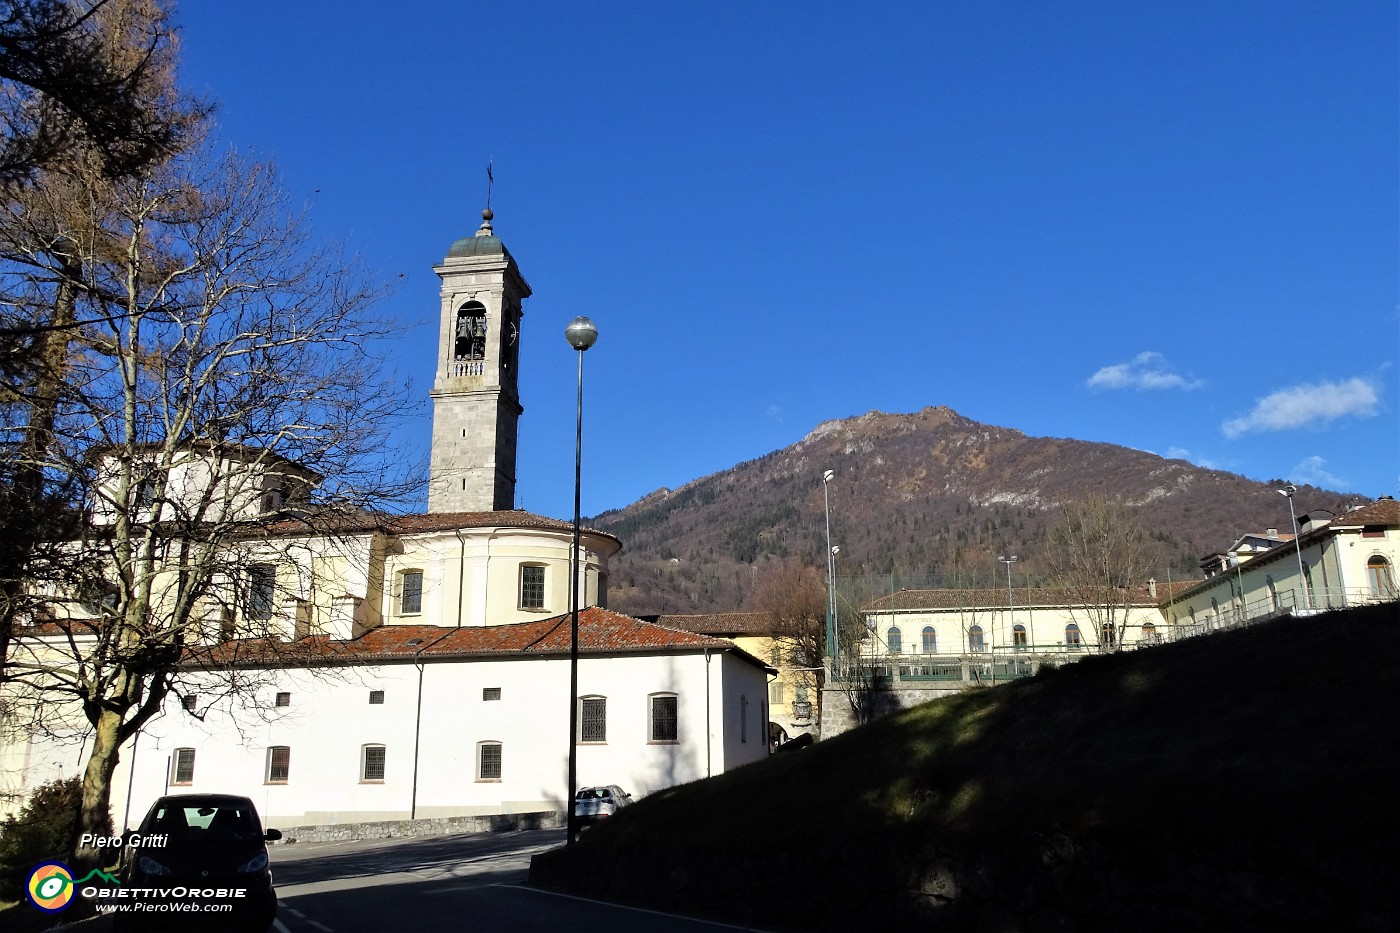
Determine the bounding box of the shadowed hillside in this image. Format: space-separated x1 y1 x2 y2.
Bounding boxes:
532 603 1399 932
592 406 1363 615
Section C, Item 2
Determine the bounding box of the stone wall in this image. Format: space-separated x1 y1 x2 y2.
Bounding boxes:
275 810 562 845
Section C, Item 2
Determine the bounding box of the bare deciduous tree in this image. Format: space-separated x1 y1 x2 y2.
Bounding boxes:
2 137 414 873
1046 494 1153 651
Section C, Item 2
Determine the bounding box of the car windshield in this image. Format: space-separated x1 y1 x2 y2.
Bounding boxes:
146 801 261 842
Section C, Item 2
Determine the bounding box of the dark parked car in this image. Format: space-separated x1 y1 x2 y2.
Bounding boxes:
573 785 632 825
116 794 280 932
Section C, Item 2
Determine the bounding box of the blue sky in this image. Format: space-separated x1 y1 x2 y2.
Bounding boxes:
171 2 1397 518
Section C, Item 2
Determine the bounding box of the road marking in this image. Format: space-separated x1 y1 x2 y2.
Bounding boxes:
494 885 777 931
282 906 307 919
272 919 294 933
307 922 334 933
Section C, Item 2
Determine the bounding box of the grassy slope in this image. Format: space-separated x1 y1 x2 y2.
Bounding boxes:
533 603 1399 930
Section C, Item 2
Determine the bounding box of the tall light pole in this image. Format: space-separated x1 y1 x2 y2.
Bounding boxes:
998 555 1017 652
1277 483 1311 611
564 315 597 845
822 470 836 673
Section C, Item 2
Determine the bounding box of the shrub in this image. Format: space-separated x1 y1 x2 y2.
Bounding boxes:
0 777 105 901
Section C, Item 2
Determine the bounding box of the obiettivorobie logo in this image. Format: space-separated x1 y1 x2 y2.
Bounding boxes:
26 862 121 913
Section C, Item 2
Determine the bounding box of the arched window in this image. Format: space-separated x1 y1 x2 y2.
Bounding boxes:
1012 624 1027 646
921 626 937 654
1368 556 1395 598
1065 623 1083 648
968 625 985 653
454 301 487 360
1142 622 1158 643
1266 575 1279 610
886 626 902 654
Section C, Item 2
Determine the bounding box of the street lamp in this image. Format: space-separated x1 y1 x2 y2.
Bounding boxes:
564 315 597 845
998 555 1017 651
1276 483 1311 611
822 470 836 673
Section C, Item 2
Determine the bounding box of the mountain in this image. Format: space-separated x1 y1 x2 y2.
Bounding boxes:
590 406 1361 615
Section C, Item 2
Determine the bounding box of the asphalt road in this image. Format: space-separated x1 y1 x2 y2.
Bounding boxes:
54 830 771 933
268 829 769 933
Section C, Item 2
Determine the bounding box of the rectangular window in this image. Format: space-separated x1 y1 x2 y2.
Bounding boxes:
266 746 290 783
180 694 198 713
483 687 501 701
368 690 385 705
520 565 545 610
478 742 502 781
579 696 607 743
172 748 195 785
400 570 423 615
362 745 386 782
248 564 276 621
650 694 678 743
275 691 291 708
769 682 784 704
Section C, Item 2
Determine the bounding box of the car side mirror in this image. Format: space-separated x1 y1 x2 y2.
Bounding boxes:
264 829 282 841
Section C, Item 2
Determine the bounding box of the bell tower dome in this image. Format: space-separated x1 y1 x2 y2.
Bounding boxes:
427 209 532 512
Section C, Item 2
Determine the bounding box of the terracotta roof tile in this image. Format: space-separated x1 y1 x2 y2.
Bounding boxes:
651 612 778 636
864 582 1194 613
191 607 745 667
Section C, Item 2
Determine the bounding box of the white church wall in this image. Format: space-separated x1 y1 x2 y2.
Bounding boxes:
106 649 768 831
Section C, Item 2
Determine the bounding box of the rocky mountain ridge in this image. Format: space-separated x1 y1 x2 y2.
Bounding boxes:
592 406 1360 615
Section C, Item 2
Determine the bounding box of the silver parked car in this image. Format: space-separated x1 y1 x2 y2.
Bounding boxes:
573 785 632 825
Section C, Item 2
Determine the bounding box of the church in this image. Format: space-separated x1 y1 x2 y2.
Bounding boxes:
1 211 774 829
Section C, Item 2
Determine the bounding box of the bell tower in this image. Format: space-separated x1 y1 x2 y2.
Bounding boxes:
428 209 531 512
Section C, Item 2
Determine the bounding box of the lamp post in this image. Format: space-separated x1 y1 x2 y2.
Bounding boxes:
1277 483 1311 611
564 315 597 845
822 470 836 673
998 555 1017 652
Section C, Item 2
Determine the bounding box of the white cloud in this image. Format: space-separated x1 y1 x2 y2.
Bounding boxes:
1087 351 1204 391
1290 456 1347 489
1221 377 1379 438
1165 446 1222 470
766 404 784 422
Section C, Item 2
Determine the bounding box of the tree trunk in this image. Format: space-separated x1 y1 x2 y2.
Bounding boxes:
69 705 122 875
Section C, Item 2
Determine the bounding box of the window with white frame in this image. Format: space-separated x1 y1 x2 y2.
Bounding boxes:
650 693 678 743
483 687 501 701
171 748 195 785
578 696 607 743
478 741 502 781
1012 625 1027 646
886 626 902 654
1065 623 1083 648
275 691 291 707
399 570 423 615
361 744 386 782
769 682 784 704
266 746 290 783
519 564 546 610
